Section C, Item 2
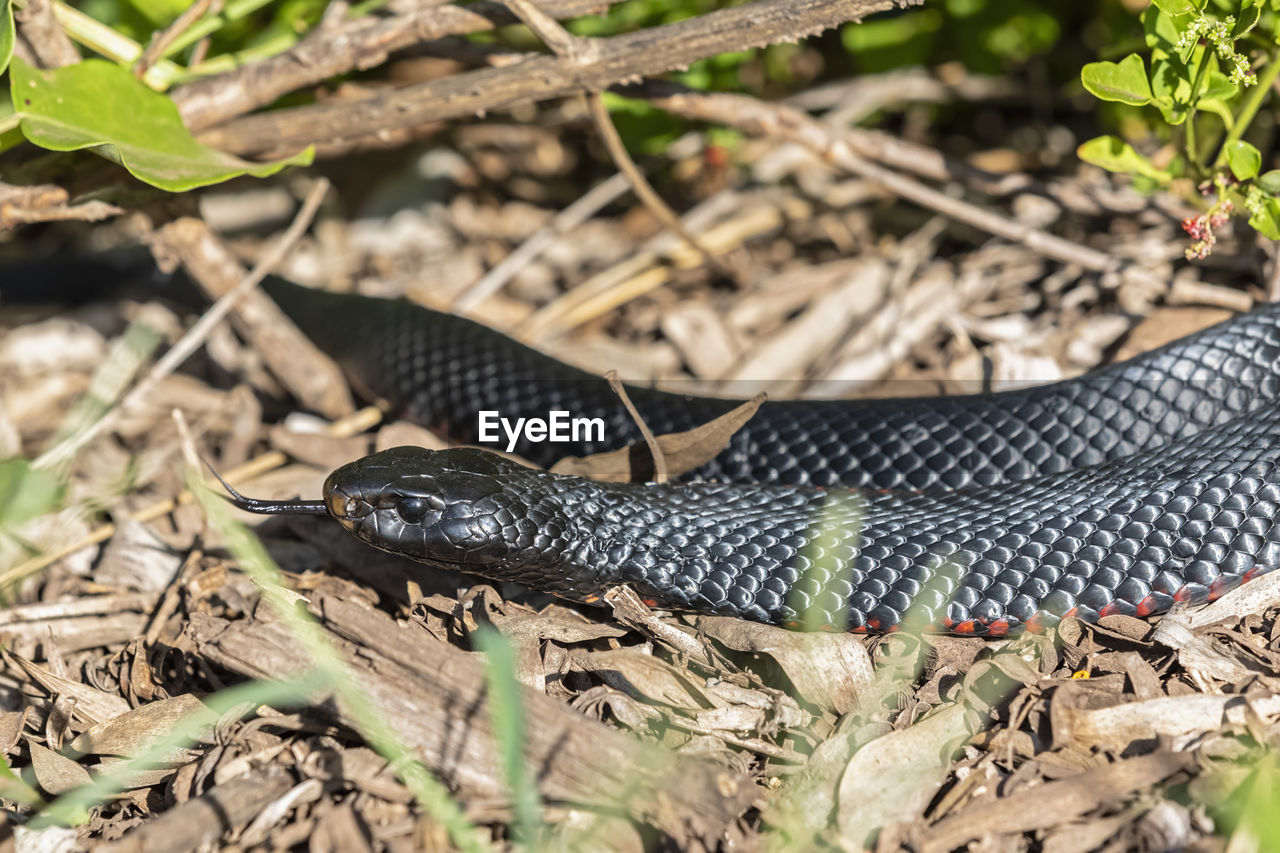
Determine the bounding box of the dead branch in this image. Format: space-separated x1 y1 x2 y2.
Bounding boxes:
135 0 217 80
146 213 356 421
189 592 756 844
13 0 79 69
100 765 296 853
172 0 621 131
0 183 123 229
193 0 913 156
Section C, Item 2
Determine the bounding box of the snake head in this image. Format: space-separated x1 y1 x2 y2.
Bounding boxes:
322 446 577 581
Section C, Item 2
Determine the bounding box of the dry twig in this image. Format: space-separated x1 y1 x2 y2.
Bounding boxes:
635 82 1172 296
13 0 79 69
193 0 912 156
135 0 216 79
451 173 631 312
33 180 331 471
172 0 616 130
587 92 734 278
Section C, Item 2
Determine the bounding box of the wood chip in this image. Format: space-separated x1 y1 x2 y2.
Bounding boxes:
918 752 1195 852
660 301 742 379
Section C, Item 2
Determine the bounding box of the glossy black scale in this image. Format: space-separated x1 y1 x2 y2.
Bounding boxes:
263 279 1280 633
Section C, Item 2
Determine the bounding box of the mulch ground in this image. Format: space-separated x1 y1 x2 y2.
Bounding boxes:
3 68 1280 852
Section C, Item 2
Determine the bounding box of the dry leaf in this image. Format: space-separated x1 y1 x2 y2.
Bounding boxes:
68 694 209 759
550 394 765 482
918 752 1195 853
696 616 872 715
0 710 28 756
568 648 710 710
27 742 90 796
94 520 183 593
4 651 131 725
834 703 973 848
1152 614 1255 683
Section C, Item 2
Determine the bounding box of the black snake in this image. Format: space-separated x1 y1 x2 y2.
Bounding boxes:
218 279 1280 635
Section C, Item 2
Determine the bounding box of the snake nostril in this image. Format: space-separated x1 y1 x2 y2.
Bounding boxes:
327 488 373 521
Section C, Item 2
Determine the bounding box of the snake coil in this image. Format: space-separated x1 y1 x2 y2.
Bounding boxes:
243 280 1280 634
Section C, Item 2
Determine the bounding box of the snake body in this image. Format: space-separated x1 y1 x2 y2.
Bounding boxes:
259 279 1280 633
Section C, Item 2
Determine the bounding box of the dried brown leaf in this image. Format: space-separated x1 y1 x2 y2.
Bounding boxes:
835 703 973 848
1059 694 1280 752
68 694 209 759
568 647 710 710
26 742 90 796
4 650 131 725
659 302 741 379
572 685 665 730
0 710 28 756
267 427 371 470
605 587 710 664
89 755 181 790
918 752 1195 853
1152 613 1255 683
94 519 183 593
695 615 871 715
550 394 765 482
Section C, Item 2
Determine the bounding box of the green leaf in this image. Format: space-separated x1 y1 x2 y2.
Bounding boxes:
0 459 63 533
1234 0 1262 38
1150 58 1192 124
1178 30 1199 65
0 100 18 154
1152 96 1189 124
10 58 313 191
126 0 193 27
473 627 542 845
1249 195 1280 239
1078 135 1172 182
1151 0 1194 13
0 0 13 74
1143 6 1181 60
1198 98 1235 129
0 753 41 809
1202 70 1237 101
1257 170 1280 195
1081 54 1153 106
1226 140 1262 180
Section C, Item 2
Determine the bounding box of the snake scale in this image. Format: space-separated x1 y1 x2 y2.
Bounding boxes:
236 279 1280 634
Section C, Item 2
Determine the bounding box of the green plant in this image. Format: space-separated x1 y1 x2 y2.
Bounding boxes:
1079 0 1280 257
0 0 313 189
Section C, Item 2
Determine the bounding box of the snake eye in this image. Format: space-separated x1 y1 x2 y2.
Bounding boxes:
395 497 429 524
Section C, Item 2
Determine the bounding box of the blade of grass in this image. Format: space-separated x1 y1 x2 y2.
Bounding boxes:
0 750 43 809
39 310 166 475
187 466 494 853
32 673 325 827
473 625 544 848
